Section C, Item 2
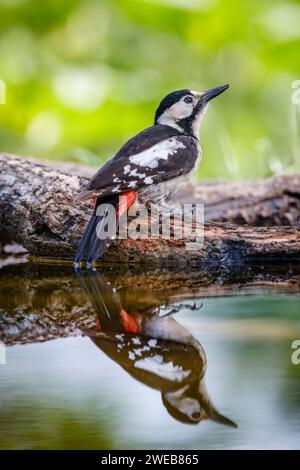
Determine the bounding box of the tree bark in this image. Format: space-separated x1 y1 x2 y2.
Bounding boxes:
1 153 300 264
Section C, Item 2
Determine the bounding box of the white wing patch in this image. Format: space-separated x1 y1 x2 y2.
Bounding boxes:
129 168 146 179
134 354 191 382
144 176 153 184
129 138 186 169
124 164 131 174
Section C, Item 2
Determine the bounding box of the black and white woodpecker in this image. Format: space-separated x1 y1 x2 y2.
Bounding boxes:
75 84 229 265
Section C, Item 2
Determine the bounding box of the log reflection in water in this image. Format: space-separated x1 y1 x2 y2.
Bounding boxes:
0 261 299 346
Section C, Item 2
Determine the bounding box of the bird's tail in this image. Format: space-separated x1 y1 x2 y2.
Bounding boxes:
75 194 118 265
75 191 137 265
77 270 140 334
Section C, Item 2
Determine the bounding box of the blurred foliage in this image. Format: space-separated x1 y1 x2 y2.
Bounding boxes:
0 0 300 179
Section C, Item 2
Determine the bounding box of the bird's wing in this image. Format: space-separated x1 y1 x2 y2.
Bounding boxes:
77 125 199 201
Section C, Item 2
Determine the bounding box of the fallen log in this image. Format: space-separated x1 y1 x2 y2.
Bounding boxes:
1 153 300 264
33 156 300 226
40 157 300 226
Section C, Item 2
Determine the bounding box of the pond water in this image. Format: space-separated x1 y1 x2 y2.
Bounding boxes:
0 259 299 450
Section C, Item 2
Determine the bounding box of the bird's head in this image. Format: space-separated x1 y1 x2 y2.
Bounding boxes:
162 381 237 428
155 85 229 137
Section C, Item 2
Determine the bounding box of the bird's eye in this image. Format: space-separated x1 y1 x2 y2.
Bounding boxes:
184 96 193 104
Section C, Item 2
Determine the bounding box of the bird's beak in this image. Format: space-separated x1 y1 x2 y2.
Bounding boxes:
201 84 229 103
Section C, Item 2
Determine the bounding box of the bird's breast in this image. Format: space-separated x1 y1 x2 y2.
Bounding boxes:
138 141 201 204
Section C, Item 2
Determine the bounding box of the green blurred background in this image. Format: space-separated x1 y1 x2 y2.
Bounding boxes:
0 0 299 179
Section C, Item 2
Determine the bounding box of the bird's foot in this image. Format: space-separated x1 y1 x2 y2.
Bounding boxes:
160 302 203 317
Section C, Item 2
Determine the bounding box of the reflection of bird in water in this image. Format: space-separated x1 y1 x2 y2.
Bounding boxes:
77 270 237 427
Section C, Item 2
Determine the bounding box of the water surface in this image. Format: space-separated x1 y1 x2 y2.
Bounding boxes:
0 260 299 450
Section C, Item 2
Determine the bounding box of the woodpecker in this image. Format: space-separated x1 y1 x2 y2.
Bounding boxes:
79 270 237 427
75 84 229 265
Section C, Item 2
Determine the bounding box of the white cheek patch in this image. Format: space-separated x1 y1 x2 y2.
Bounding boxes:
157 98 194 130
129 138 186 169
165 393 201 420
171 100 194 119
